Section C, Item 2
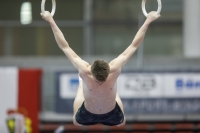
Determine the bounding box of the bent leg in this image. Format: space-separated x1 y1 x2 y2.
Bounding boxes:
73 77 85 126
115 92 126 127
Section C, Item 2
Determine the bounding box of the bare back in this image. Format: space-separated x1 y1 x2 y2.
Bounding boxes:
80 65 120 114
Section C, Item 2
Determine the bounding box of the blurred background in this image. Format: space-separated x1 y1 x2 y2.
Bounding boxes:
0 0 200 133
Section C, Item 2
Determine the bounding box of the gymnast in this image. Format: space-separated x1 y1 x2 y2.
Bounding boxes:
41 9 160 127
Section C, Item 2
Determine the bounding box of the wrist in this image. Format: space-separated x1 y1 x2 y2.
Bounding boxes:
144 19 152 26
48 18 54 23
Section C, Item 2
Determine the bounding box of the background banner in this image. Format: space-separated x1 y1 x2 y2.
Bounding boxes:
55 71 200 114
118 72 200 98
122 98 200 114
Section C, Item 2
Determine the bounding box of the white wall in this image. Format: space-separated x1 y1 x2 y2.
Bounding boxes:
184 0 200 58
0 67 18 133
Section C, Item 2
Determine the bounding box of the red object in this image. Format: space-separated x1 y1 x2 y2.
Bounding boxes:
18 69 42 133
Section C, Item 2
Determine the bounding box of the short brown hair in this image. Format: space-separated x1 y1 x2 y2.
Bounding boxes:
91 60 110 82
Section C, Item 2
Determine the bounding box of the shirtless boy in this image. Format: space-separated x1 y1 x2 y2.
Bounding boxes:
41 11 160 126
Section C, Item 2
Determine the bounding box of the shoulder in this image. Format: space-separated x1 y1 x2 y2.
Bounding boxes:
77 60 90 72
79 65 92 79
108 67 121 81
109 63 121 74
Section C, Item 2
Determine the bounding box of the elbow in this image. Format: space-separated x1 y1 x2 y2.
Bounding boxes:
60 45 69 49
60 46 70 53
58 41 69 49
131 40 141 48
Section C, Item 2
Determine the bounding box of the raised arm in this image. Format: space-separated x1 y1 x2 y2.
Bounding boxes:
40 11 89 73
109 11 160 72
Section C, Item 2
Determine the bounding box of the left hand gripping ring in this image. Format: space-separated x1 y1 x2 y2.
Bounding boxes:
142 0 162 17
41 0 56 16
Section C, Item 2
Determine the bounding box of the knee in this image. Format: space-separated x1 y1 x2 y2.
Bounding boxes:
116 117 126 127
73 116 83 127
116 121 126 127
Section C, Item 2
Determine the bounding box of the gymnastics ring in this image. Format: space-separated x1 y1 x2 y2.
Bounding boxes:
41 0 56 16
142 0 162 17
